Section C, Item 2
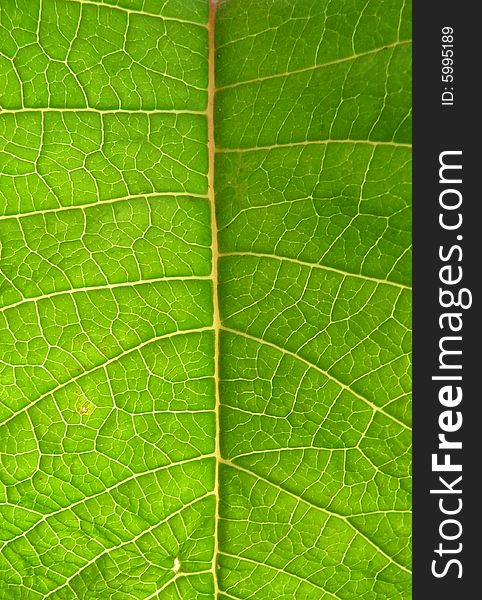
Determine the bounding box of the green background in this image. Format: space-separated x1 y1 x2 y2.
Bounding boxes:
0 1 411 598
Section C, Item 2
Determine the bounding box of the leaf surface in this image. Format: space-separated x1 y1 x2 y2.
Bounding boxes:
0 0 411 598
215 1 411 597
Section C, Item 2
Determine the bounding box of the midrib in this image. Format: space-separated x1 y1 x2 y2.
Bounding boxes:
208 0 221 597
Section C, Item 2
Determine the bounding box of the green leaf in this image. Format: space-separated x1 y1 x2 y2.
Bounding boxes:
0 0 411 598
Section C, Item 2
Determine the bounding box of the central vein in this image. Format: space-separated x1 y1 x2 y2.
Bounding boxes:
208 0 221 595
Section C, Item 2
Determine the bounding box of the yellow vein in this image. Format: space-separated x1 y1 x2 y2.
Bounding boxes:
43 493 215 599
219 549 341 598
70 0 208 28
143 570 213 600
0 458 215 552
222 326 411 432
218 591 246 600
0 108 206 115
216 139 412 153
0 276 211 314
216 40 412 91
208 2 221 596
0 327 212 429
220 251 412 291
0 192 209 222
220 458 412 575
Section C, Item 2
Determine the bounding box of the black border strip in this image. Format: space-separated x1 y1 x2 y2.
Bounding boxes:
413 1 479 596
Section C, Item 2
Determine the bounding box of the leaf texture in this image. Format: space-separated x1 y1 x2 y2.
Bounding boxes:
0 0 411 598
215 1 411 598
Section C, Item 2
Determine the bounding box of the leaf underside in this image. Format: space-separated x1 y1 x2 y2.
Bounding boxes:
0 1 411 599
